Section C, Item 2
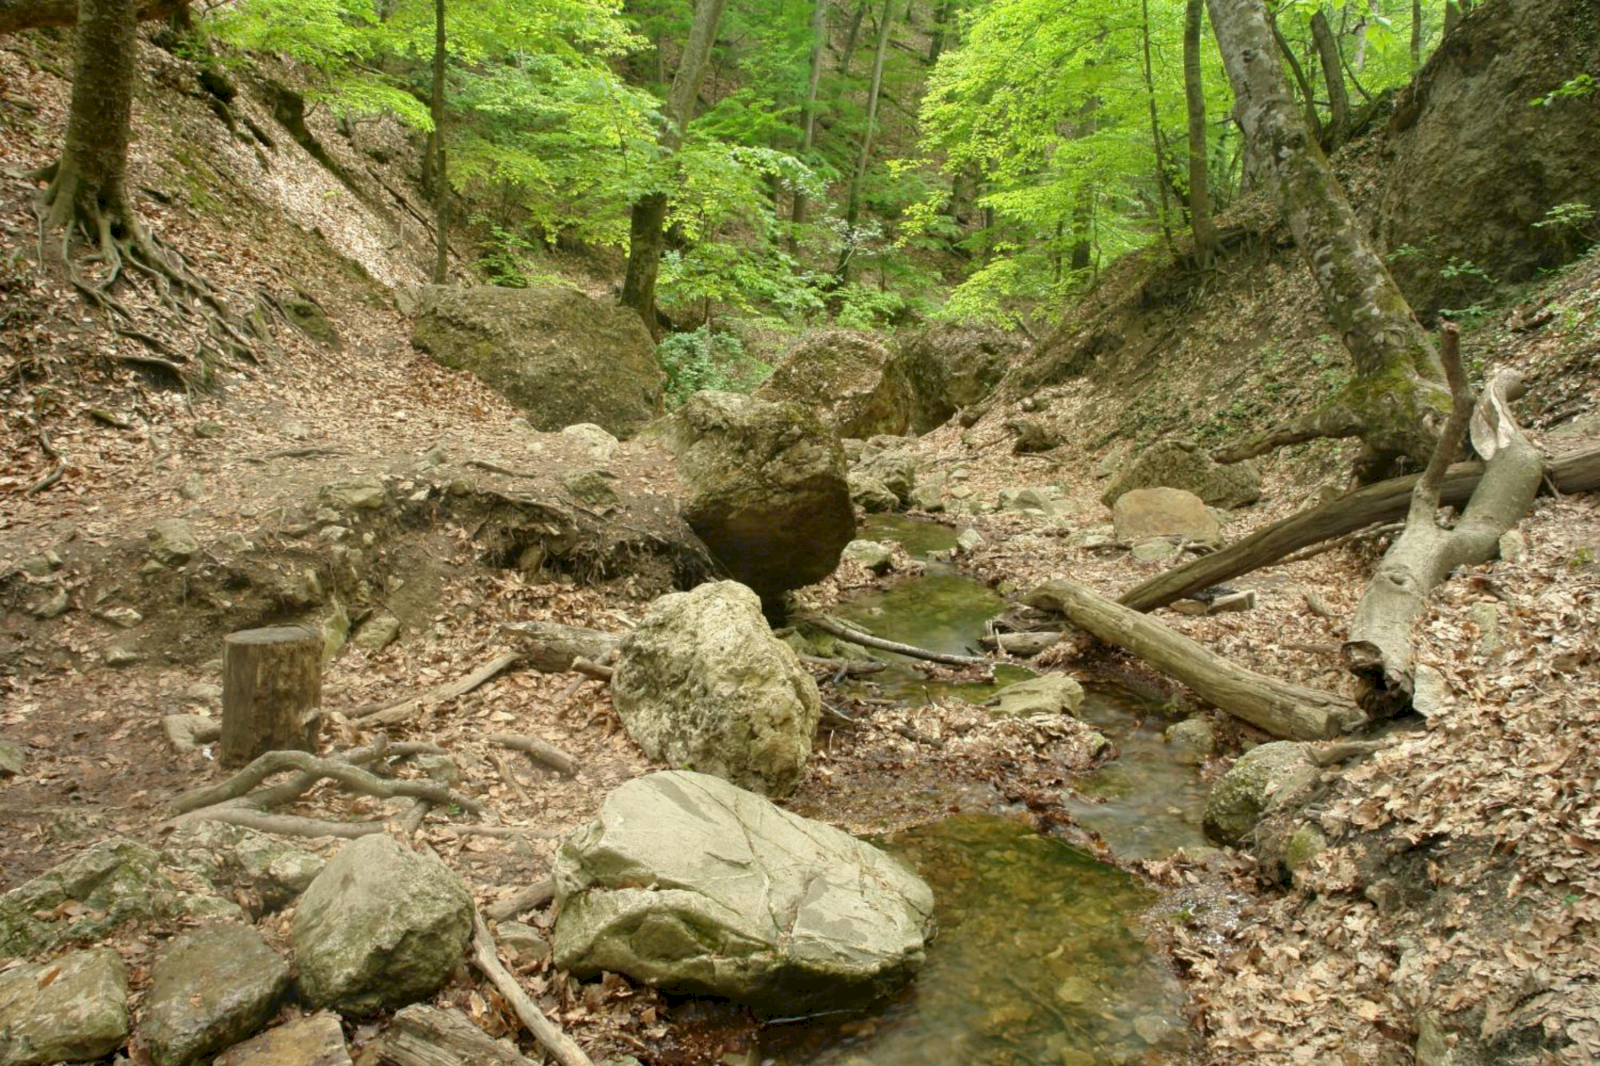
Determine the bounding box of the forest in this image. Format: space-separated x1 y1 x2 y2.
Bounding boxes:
0 0 1598 1063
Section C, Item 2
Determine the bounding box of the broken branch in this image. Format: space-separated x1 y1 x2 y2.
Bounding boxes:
471 914 596 1066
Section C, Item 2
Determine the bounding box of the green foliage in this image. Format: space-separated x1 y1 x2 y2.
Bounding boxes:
1531 72 1595 108
656 327 771 406
1534 201 1599 243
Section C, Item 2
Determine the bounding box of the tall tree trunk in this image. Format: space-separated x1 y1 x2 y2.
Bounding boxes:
1310 8 1350 149
1139 0 1176 251
836 0 892 280
789 0 828 253
1207 0 1448 470
41 0 138 242
620 0 728 335
1184 0 1217 268
430 0 448 284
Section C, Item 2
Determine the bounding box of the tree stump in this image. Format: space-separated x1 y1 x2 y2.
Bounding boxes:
220 626 323 768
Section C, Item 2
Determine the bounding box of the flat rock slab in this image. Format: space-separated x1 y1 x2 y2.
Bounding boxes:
0 948 129 1065
292 836 473 1016
141 923 291 1066
0 837 240 957
984 673 1085 717
213 1013 351 1066
553 771 935 1013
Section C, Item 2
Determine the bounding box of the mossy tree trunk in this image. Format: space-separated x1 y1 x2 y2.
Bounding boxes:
430 0 448 284
1207 0 1449 472
620 0 727 337
1309 8 1350 149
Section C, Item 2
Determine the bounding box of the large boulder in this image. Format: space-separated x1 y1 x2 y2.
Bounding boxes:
0 838 240 958
900 324 1026 432
140 923 291 1066
1380 0 1600 316
611 582 821 796
1203 742 1319 846
669 392 855 604
409 285 663 438
291 836 473 1016
212 1014 350 1066
755 330 914 439
552 771 935 1012
1101 440 1261 509
0 948 130 1065
1111 487 1222 547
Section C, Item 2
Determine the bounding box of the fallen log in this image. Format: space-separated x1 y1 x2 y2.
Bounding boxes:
1345 341 1544 714
488 733 580 777
349 652 519 727
800 614 990 668
1119 442 1600 612
980 631 1065 657
499 622 621 672
1025 580 1366 740
367 1004 538 1066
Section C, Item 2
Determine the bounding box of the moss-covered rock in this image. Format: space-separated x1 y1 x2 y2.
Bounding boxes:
1102 439 1261 509
669 392 854 604
611 582 820 796
291 836 473 1017
140 924 291 1066
900 324 1026 432
1203 742 1319 846
756 329 915 439
0 948 129 1065
410 285 663 438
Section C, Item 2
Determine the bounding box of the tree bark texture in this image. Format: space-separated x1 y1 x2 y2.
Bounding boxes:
1026 580 1366 740
43 0 138 238
1208 0 1448 467
840 0 893 247
0 0 181 36
620 0 727 335
1140 0 1176 251
1120 442 1600 613
220 626 323 769
1184 0 1217 267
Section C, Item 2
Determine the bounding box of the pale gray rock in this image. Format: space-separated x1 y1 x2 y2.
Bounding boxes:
1131 538 1183 563
848 471 900 514
842 539 894 574
353 611 401 651
319 476 389 513
148 519 201 566
984 674 1084 717
162 822 324 915
611 582 820 796
141 923 291 1066
0 948 129 1066
561 422 620 461
956 528 986 553
1102 439 1261 508
0 738 23 777
553 771 934 1011
213 1013 351 1066
1164 717 1217 762
291 836 473 1016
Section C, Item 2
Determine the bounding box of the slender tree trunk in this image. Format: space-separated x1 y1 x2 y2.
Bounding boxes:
620 0 728 335
838 0 867 75
1206 0 1448 469
1410 0 1422 70
1270 12 1323 147
837 0 892 279
789 0 828 252
1184 0 1217 268
1140 0 1176 251
1310 8 1350 149
928 0 952 64
430 0 448 284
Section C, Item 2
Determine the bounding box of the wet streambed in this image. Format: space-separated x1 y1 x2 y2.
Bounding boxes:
767 516 1206 1063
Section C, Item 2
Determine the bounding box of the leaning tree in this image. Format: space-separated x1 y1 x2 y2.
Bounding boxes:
1205 0 1451 477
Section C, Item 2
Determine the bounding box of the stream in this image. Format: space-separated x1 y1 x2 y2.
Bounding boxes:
758 516 1206 1064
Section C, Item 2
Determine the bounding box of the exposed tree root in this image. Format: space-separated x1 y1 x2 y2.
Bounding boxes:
172 749 486 816
1344 329 1545 714
485 877 556 921
346 651 520 727
488 733 580 777
174 807 389 839
24 417 64 494
800 613 991 668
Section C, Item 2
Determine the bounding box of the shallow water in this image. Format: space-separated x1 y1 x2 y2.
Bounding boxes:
772 517 1206 1064
758 815 1191 1066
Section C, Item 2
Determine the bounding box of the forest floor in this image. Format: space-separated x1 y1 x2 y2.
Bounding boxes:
4 25 1600 1066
